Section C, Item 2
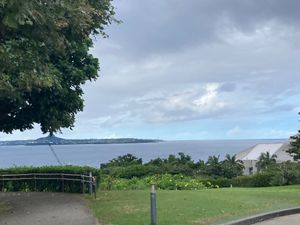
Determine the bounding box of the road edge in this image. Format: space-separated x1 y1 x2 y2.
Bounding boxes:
221 207 300 225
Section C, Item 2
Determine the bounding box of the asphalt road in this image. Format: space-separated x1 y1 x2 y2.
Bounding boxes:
0 192 98 225
254 213 300 225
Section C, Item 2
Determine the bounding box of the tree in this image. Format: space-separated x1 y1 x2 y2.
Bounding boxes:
100 154 143 168
177 152 193 165
146 153 195 176
205 155 222 177
256 152 277 172
194 159 206 174
0 0 116 133
287 112 300 161
221 154 244 178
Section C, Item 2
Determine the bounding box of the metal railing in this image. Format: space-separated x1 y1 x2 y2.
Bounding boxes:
0 173 97 197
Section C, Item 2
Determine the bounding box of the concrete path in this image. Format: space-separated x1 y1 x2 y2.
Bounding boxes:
0 192 98 225
253 213 300 225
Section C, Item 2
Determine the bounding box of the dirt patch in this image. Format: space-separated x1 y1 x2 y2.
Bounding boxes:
0 192 98 225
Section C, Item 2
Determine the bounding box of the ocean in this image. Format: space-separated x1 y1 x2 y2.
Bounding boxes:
0 139 286 168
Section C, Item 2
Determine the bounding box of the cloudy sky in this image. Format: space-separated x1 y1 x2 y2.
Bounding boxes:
2 0 300 140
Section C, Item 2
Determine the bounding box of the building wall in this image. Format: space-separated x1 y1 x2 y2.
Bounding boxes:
242 160 257 175
238 143 293 175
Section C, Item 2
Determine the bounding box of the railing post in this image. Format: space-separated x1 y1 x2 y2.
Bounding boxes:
0 173 88 193
93 177 97 199
34 174 37 191
61 174 64 192
2 175 4 192
82 175 85 194
89 172 92 195
150 184 157 225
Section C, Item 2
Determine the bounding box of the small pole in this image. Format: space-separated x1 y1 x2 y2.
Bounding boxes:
108 176 112 191
61 174 64 192
89 172 92 195
34 175 37 191
150 184 157 225
82 175 85 194
93 177 97 199
2 175 4 192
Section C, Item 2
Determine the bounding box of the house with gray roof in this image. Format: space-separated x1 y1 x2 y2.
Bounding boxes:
236 143 293 175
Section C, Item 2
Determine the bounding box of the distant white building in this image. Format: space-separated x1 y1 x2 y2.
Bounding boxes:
236 143 293 175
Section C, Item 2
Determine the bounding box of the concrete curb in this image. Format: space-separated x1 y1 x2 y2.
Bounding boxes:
221 207 300 225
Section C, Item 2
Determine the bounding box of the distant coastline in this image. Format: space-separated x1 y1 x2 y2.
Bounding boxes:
0 135 162 146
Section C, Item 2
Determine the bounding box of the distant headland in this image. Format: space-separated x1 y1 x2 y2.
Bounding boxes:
0 134 162 146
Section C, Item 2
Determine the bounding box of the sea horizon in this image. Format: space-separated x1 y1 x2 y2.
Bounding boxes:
0 139 288 169
0 136 288 143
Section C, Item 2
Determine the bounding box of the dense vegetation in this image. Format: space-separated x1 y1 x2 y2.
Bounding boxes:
0 0 116 133
100 153 244 179
99 153 300 190
0 165 99 193
287 112 300 160
2 149 300 192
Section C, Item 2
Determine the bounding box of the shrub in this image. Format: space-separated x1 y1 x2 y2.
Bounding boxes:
100 164 161 179
251 173 274 187
231 175 256 187
203 177 232 188
100 174 205 190
0 165 99 193
205 173 278 188
100 154 142 168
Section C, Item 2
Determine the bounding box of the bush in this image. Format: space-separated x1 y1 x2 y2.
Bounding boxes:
203 177 232 188
101 164 164 179
100 154 142 168
231 175 255 187
100 174 206 190
252 173 274 187
205 173 276 188
0 165 99 193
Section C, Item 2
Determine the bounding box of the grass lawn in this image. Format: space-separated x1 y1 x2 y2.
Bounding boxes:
86 185 300 225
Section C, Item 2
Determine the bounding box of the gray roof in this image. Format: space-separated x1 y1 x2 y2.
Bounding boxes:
236 143 293 161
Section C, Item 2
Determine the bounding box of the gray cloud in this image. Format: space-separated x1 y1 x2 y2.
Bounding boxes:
2 0 300 140
83 0 300 128
100 0 300 58
219 83 236 92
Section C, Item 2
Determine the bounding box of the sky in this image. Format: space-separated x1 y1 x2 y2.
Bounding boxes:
1 0 300 141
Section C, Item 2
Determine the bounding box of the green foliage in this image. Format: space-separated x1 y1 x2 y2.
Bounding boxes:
148 174 205 190
288 135 300 160
202 177 232 188
100 153 198 178
203 154 244 178
287 113 300 160
250 173 274 187
0 165 98 174
205 162 300 188
100 153 244 179
206 173 274 188
269 161 300 185
101 164 159 179
205 155 223 177
100 174 205 190
0 0 116 133
256 152 277 172
0 165 99 193
98 154 300 189
221 154 244 179
101 154 142 168
147 152 196 176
